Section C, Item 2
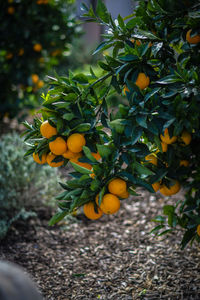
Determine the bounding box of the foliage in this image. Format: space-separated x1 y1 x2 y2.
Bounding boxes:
0 132 61 239
0 0 81 119
23 0 200 248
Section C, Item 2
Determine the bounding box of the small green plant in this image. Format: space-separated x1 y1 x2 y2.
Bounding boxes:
0 132 61 239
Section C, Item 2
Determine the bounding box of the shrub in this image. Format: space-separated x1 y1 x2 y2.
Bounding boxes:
0 0 81 119
0 132 61 239
23 0 200 248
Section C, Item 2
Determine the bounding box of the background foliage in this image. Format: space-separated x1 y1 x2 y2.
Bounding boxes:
0 0 81 119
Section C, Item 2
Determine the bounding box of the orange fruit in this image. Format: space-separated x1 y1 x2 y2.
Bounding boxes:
160 180 181 196
83 202 103 220
33 43 42 52
46 152 64 167
33 152 47 164
31 74 39 84
197 225 200 237
145 154 158 166
96 193 120 214
37 80 44 89
67 133 86 153
8 6 15 14
180 160 189 167
161 142 168 152
108 178 127 196
63 150 81 160
40 120 57 139
6 52 13 60
130 38 141 46
160 128 177 144
91 152 101 160
49 137 67 155
186 29 200 44
181 131 191 145
152 182 160 192
18 48 24 56
135 73 150 90
118 190 129 199
51 49 61 56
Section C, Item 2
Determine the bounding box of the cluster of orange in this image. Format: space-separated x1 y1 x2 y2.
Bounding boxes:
145 128 192 196
33 121 100 172
83 178 129 220
31 74 44 90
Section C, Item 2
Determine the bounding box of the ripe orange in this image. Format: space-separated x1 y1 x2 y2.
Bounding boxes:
91 152 101 160
161 142 168 152
49 137 67 155
40 120 57 139
160 180 181 196
186 29 200 44
33 152 47 164
37 80 44 89
18 48 24 56
108 178 127 196
8 6 15 14
33 43 42 52
130 38 141 46
145 154 158 166
197 225 200 237
31 74 39 84
46 152 64 167
96 193 120 214
181 131 191 145
63 150 81 160
118 190 129 199
6 52 13 60
83 202 103 220
152 182 160 192
67 133 86 153
180 160 189 167
160 128 177 144
135 73 150 90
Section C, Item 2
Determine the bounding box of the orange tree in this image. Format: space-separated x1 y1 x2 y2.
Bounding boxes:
0 0 80 119
22 0 200 248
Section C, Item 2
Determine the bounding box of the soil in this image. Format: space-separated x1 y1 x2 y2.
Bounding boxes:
0 190 200 300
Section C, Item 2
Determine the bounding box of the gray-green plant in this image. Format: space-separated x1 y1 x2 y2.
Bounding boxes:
0 132 61 239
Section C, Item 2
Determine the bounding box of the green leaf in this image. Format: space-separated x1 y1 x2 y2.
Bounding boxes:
48 211 69 226
83 146 96 162
63 113 74 121
70 161 92 175
72 74 88 84
150 225 165 234
144 87 161 102
93 41 113 55
181 229 196 250
97 144 112 159
134 29 159 40
134 161 154 176
156 75 183 84
96 0 110 23
109 119 126 134
72 123 91 132
117 14 125 29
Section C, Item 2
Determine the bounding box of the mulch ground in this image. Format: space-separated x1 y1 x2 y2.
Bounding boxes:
0 190 200 300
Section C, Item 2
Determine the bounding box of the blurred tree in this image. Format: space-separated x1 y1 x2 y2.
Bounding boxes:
0 0 81 119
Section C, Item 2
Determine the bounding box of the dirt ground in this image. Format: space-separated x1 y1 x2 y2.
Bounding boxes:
0 189 200 300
